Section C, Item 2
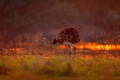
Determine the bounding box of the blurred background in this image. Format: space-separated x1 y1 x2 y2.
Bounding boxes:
0 0 120 51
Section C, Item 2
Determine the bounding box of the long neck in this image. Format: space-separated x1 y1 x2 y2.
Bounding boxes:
42 40 54 47
41 37 57 47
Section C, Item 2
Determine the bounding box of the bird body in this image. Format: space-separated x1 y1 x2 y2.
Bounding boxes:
50 28 80 55
40 27 80 55
50 28 80 45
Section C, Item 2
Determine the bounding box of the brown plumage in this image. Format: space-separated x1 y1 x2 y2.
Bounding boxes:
50 28 80 45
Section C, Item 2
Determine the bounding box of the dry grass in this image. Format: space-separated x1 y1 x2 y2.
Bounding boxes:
0 53 120 80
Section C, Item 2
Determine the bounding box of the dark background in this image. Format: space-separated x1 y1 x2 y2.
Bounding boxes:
0 0 120 44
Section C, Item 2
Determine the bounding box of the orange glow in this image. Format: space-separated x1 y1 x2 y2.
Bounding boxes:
59 42 120 51
9 48 23 52
7 43 120 54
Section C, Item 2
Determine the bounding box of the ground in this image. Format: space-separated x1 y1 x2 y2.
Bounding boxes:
0 52 120 80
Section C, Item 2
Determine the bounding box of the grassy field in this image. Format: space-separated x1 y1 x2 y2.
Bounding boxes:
0 53 120 80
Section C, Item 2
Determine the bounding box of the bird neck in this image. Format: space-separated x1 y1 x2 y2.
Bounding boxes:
42 40 54 47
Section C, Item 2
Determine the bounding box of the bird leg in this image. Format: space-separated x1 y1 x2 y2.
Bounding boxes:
63 41 72 56
63 41 77 56
71 44 76 56
68 45 71 56
73 46 76 56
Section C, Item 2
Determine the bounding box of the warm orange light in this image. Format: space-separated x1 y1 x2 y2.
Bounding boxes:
59 42 120 51
77 43 120 50
9 48 23 52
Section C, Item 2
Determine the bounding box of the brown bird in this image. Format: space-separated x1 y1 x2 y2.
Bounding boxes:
41 28 80 55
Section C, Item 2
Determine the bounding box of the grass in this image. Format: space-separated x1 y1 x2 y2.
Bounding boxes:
0 53 120 80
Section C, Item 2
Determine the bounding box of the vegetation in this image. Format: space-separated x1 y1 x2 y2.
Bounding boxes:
0 53 120 80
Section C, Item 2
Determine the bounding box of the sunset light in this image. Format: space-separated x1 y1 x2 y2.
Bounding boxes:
59 43 120 51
